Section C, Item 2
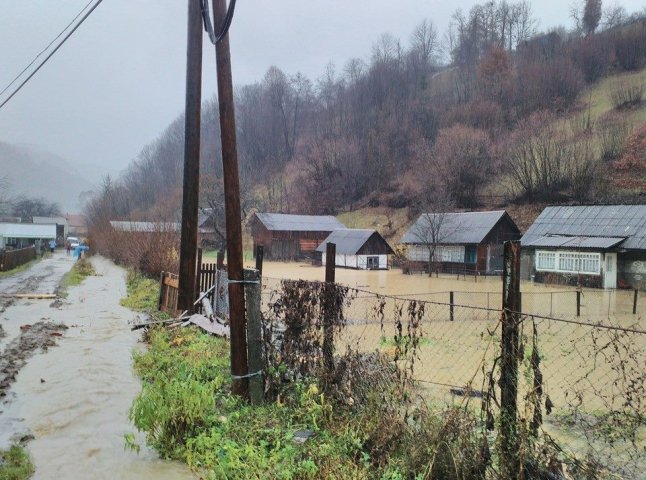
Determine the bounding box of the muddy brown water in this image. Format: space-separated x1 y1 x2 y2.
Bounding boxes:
0 253 195 479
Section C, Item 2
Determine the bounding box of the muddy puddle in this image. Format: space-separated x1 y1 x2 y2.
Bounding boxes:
0 254 195 479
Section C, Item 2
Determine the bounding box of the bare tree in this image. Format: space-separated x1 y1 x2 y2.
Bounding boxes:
408 193 457 276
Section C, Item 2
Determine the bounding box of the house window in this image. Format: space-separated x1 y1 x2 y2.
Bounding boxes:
433 246 465 263
367 256 379 269
465 246 477 264
536 250 600 275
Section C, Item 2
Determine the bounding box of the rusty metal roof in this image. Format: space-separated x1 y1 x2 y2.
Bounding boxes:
521 205 646 250
254 213 345 232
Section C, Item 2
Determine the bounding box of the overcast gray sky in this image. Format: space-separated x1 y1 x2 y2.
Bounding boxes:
0 0 643 183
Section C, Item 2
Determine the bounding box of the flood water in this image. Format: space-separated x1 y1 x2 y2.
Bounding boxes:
0 254 195 479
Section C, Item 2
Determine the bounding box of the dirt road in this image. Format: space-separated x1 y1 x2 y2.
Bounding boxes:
0 252 194 479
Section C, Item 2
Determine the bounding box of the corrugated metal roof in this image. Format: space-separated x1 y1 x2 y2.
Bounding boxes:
255 213 345 232
523 235 626 249
32 216 67 225
109 221 180 232
0 222 56 238
315 229 394 255
401 211 508 245
521 205 646 250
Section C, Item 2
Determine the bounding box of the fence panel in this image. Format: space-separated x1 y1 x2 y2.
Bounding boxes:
0 246 36 271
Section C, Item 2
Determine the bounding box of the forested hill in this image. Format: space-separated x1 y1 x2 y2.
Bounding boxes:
86 1 646 237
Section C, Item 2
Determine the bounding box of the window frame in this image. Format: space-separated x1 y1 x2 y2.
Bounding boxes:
535 250 601 275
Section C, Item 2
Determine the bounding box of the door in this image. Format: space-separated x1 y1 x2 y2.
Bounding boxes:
366 256 379 269
604 253 617 289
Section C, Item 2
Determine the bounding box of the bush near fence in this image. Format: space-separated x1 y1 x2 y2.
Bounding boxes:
0 246 36 272
89 222 179 277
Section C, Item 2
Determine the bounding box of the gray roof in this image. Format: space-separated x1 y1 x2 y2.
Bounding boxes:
32 216 67 225
521 205 646 250
523 235 625 249
315 229 394 255
110 221 180 232
401 211 508 245
255 213 345 232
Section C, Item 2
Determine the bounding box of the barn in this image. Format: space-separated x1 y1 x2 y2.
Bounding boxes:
250 213 346 261
0 222 56 249
401 210 521 275
316 229 395 270
521 205 646 289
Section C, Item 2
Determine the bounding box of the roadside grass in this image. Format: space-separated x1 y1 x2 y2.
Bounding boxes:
120 270 160 312
58 258 96 296
0 258 41 279
0 444 35 480
128 327 488 479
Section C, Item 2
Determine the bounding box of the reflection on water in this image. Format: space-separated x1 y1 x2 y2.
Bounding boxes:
0 256 195 480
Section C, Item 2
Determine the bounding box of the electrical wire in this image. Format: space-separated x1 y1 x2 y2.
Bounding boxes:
200 0 237 45
0 0 96 99
0 0 104 111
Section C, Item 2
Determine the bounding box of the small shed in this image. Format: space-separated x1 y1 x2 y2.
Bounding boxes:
0 222 56 249
521 205 646 289
251 213 346 260
316 229 395 270
401 210 521 274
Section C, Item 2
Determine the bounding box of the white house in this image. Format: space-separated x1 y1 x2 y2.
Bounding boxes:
0 223 57 249
316 229 394 270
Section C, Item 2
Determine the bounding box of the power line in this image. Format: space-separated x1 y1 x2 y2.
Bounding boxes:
0 0 96 99
0 0 104 111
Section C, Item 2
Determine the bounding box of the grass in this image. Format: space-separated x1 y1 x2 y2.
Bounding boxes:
120 270 160 311
0 445 35 480
337 207 410 243
128 327 489 479
0 258 41 279
58 257 96 296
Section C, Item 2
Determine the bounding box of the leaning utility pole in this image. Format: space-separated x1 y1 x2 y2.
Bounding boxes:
212 0 248 399
177 0 203 312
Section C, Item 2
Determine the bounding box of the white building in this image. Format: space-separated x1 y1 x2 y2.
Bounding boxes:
316 229 394 270
0 223 57 249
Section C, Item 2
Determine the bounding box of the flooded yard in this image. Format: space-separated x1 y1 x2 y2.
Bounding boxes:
0 254 195 479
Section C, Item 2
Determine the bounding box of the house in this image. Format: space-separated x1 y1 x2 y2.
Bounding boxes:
0 222 56 249
33 216 68 243
521 205 646 289
316 229 395 270
65 213 87 237
250 213 346 260
401 210 521 274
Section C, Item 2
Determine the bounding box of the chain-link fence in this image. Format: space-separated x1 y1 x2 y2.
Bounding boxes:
260 274 645 479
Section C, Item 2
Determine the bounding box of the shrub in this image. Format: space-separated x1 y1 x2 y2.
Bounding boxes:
609 81 644 109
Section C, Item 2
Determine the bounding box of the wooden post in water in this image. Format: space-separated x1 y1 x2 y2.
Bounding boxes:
500 240 521 479
244 268 263 405
177 0 203 312
255 245 264 277
576 290 581 317
633 289 638 315
212 0 247 399
323 242 336 374
449 291 454 321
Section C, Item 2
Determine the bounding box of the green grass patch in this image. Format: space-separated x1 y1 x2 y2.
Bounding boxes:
59 258 96 295
128 327 490 479
0 444 35 480
120 270 160 312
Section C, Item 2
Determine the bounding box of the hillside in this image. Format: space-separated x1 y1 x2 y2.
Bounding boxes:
0 142 93 212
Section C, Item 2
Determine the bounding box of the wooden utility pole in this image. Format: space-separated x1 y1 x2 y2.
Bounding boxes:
212 0 248 399
500 240 521 479
177 0 203 312
323 242 336 374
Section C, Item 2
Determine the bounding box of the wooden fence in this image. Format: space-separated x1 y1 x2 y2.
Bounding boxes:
0 246 36 272
158 263 226 315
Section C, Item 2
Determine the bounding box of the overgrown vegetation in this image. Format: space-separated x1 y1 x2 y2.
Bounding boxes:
129 327 491 479
0 445 34 480
120 270 160 312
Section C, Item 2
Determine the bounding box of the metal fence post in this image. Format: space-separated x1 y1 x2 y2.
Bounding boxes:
244 268 263 405
633 289 638 315
501 240 521 479
576 290 581 317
